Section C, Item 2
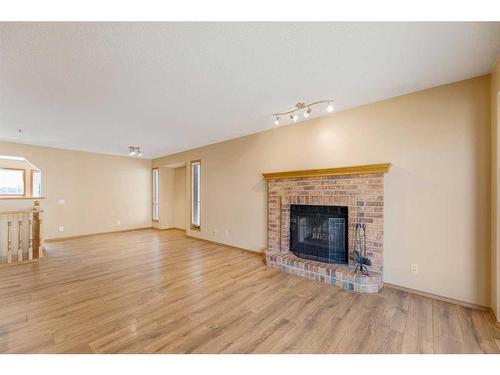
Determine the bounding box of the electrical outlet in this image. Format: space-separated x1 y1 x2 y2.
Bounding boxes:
213 228 218 236
224 229 229 239
411 264 419 274
58 198 65 205
116 220 121 225
59 226 65 232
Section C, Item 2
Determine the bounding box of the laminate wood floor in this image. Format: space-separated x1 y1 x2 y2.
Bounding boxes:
1 229 499 354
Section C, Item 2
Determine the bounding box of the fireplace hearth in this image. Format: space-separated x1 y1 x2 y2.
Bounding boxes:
290 204 348 264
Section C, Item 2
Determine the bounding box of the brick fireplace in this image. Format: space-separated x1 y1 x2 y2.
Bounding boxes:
263 164 390 294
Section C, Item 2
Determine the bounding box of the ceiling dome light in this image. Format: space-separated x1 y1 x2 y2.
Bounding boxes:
291 113 298 122
326 102 334 113
273 116 280 126
303 107 312 118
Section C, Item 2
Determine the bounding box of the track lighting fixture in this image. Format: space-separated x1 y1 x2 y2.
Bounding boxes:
128 146 143 157
272 100 335 125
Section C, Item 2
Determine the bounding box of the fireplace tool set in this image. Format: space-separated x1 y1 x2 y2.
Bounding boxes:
353 222 371 275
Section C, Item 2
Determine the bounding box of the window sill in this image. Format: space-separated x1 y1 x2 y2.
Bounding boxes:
0 196 46 200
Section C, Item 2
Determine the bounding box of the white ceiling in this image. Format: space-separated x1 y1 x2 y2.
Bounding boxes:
1 22 499 158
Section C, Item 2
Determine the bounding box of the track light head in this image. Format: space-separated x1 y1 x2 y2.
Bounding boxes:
128 146 142 157
273 100 334 125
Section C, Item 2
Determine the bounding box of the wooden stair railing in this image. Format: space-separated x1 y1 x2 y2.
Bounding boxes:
29 217 33 261
1 203 43 265
7 220 12 263
18 216 23 262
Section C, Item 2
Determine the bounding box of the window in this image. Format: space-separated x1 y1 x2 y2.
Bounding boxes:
191 161 201 229
32 170 42 197
152 168 159 222
0 168 25 196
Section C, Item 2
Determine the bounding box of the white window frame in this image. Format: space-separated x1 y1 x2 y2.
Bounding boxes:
152 168 159 222
0 168 25 196
31 170 42 197
191 160 201 230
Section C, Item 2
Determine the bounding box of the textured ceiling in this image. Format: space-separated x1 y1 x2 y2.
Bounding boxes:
1 22 499 158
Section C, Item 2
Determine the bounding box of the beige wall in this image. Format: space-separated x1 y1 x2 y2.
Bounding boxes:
0 142 152 240
153 75 491 306
174 167 187 230
491 59 500 319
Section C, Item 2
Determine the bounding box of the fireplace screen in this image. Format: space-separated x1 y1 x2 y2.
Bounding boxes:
289 204 348 264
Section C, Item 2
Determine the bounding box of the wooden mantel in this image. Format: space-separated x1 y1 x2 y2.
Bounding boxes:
262 163 391 180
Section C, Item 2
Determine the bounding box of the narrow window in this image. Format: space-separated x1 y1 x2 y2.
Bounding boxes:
31 170 42 197
0 168 25 196
152 168 159 222
191 161 201 230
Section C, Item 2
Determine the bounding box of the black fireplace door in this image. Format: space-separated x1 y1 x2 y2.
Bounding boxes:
289 205 348 264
